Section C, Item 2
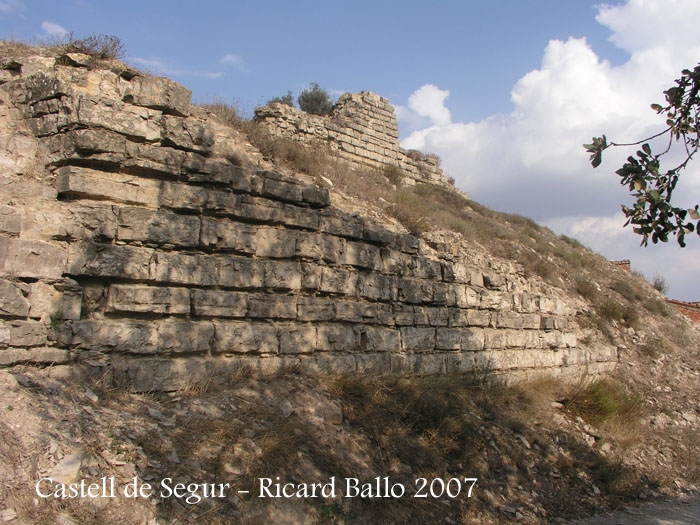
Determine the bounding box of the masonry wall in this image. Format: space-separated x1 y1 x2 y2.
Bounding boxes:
0 50 617 391
255 92 450 188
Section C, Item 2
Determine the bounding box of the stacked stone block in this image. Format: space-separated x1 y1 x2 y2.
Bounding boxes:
255 91 449 188
0 53 617 390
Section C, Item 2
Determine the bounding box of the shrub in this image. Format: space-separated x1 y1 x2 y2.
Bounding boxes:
651 273 668 294
298 82 333 116
61 33 125 60
267 90 295 107
382 164 404 186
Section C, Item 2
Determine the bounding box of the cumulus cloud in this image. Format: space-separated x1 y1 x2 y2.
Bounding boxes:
41 20 68 37
396 0 700 300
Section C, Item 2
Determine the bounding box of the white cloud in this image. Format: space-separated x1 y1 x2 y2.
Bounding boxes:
41 20 68 37
219 54 244 69
395 0 700 300
0 0 23 14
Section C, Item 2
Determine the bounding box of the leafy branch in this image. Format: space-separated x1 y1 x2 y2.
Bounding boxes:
584 64 700 247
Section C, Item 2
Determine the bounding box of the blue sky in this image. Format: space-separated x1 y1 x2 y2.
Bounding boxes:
2 0 699 300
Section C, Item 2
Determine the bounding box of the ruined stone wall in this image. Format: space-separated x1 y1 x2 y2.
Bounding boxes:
255 92 450 188
0 50 617 391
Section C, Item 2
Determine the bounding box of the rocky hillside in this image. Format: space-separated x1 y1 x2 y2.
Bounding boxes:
0 40 699 524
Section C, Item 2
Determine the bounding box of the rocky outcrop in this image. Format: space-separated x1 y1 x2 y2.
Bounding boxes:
255 92 450 188
0 48 617 391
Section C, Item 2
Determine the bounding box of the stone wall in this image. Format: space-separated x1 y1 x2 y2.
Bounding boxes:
255 92 450 188
0 49 617 391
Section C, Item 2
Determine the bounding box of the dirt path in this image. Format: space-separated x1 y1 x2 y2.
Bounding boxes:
576 493 700 524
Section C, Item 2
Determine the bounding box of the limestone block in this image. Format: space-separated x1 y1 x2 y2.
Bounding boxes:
466 310 491 327
28 280 82 320
263 260 302 290
0 205 21 236
0 237 66 279
495 312 541 330
71 95 162 142
397 278 433 304
44 129 128 167
335 301 377 323
191 289 248 317
503 329 540 349
123 76 191 116
358 274 396 302
56 166 162 206
469 271 484 288
107 284 190 314
300 262 323 291
393 304 415 326
248 294 297 319
62 204 118 241
69 320 159 353
316 324 358 352
296 232 344 263
159 321 214 354
239 195 284 223
68 243 153 281
356 326 399 352
213 321 278 354
411 256 442 280
319 209 363 239
257 171 303 203
124 142 186 178
0 279 30 317
254 227 297 258
9 72 69 105
411 354 447 375
158 181 209 213
279 325 316 354
282 204 320 230
117 207 200 247
0 347 70 366
302 185 331 208
161 115 214 154
0 320 46 347
400 327 435 352
480 290 512 311
414 306 449 327
482 272 507 290
200 218 257 253
320 267 358 296
337 241 382 271
184 158 252 192
389 234 420 255
297 297 335 322
432 282 452 306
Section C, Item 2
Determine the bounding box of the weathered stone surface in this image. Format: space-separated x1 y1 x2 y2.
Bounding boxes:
56 166 162 206
191 289 247 317
123 75 191 116
248 294 297 319
214 321 278 354
159 321 214 354
161 115 213 153
0 279 30 317
0 57 616 389
28 280 82 320
279 325 316 354
117 207 200 247
68 320 159 354
0 320 46 346
107 284 190 314
0 205 21 236
0 236 66 279
67 243 153 280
